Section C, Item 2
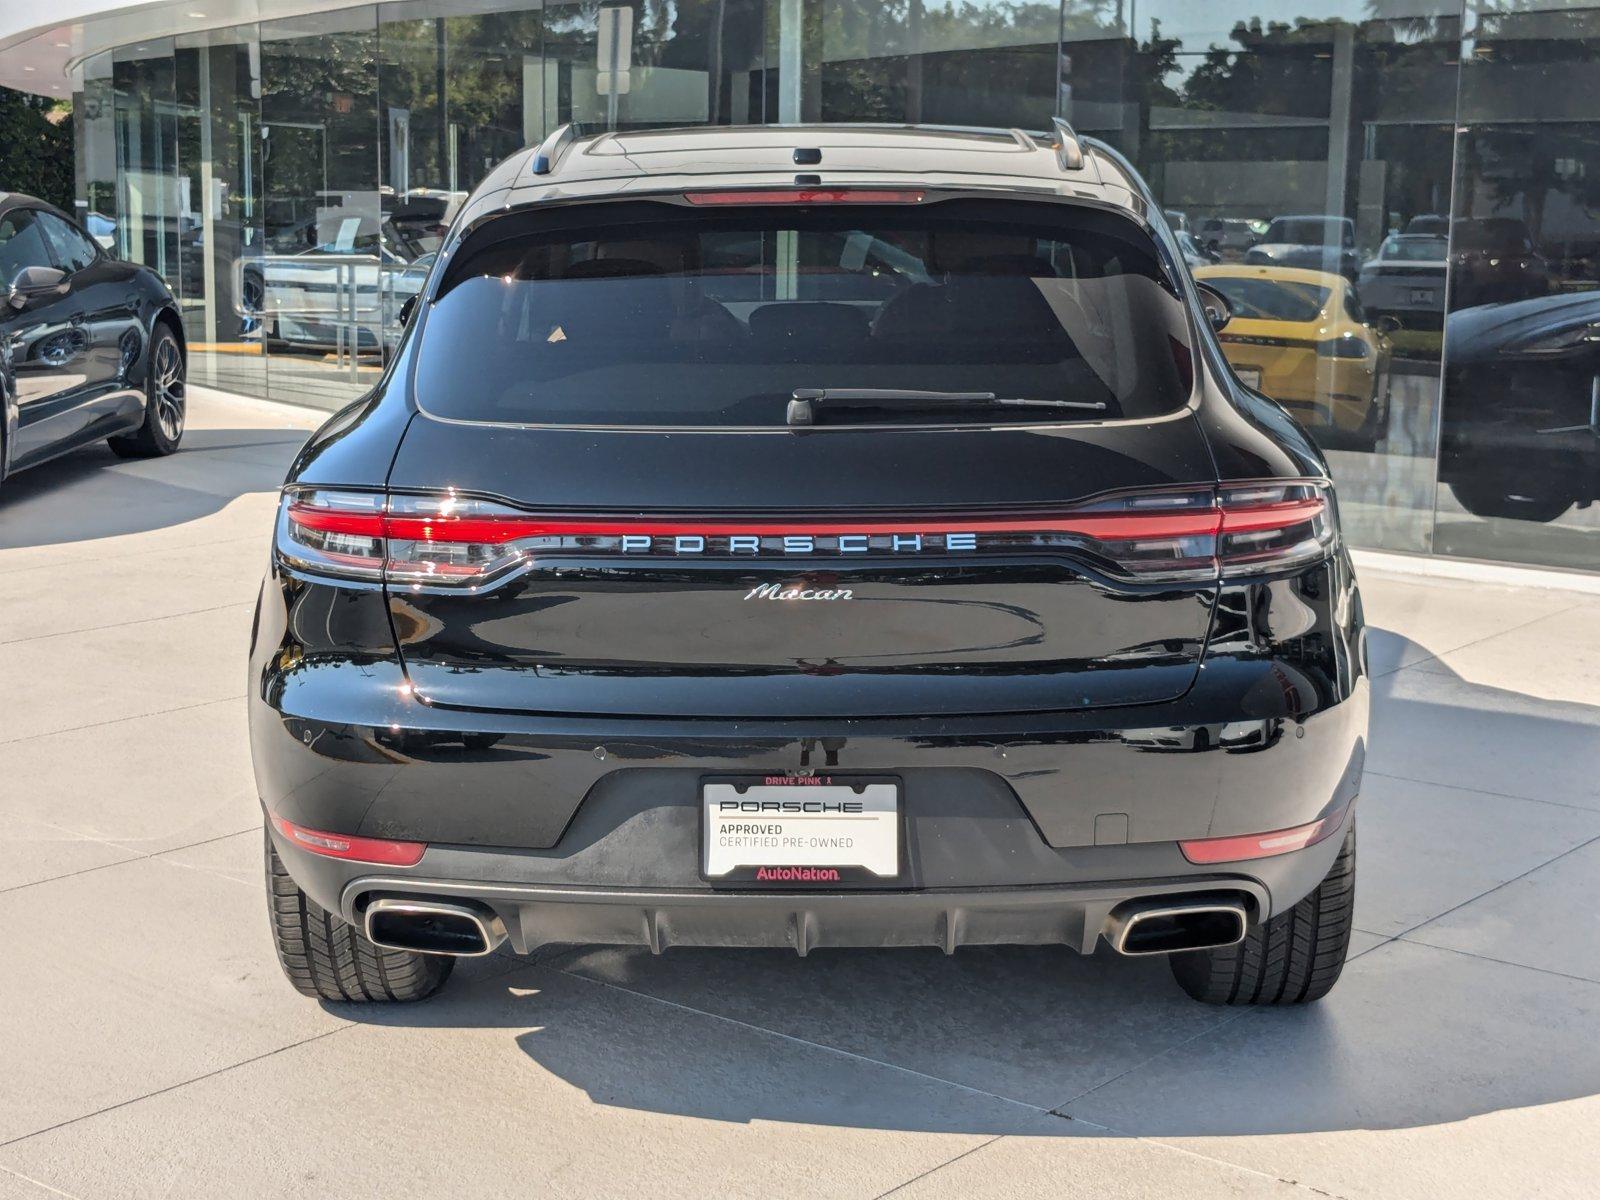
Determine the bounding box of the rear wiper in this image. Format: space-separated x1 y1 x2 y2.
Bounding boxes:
786 388 1107 427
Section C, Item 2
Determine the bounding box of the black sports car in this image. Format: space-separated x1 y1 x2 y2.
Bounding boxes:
0 192 186 490
250 124 1368 1008
1441 290 1600 522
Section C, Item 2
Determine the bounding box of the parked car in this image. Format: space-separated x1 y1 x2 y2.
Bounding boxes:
1449 217 1550 309
1175 230 1219 269
251 123 1367 1008
0 192 187 492
1196 263 1392 450
1404 214 1448 237
1439 289 1600 522
1358 233 1449 331
1196 216 1260 257
1245 215 1360 281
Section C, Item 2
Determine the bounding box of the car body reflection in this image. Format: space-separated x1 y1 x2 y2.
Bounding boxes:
1197 264 1393 451
1440 290 1600 523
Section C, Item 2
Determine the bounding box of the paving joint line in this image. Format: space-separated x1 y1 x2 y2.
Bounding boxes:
1046 1009 1252 1114
0 826 262 896
1372 598 1591 679
1394 934 1600 989
1393 831 1600 943
0 695 245 747
1 601 253 647
0 1027 350 1151
0 534 265 579
544 963 1053 1116
870 1135 1007 1199
1362 769 1600 815
0 1163 82 1199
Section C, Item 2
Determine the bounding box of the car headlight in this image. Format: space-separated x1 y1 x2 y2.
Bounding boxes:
1316 334 1371 360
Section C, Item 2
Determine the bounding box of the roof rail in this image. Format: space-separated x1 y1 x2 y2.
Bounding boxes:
530 123 578 176
1051 118 1085 172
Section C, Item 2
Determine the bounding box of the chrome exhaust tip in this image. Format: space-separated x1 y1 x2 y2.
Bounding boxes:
1107 900 1248 956
364 898 507 957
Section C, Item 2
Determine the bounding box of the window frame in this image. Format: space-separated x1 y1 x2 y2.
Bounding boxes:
0 206 61 282
35 209 102 275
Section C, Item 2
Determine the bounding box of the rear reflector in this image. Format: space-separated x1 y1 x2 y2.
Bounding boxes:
1179 811 1341 865
274 816 426 867
683 188 925 206
275 480 1334 589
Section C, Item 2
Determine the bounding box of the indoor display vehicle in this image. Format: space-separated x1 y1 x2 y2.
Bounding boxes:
0 192 187 491
250 123 1367 1009
1439 288 1600 522
1449 217 1550 309
1195 262 1392 451
1245 215 1360 281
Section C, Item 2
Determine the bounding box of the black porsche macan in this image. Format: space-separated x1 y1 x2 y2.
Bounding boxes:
0 193 186 488
250 124 1367 1007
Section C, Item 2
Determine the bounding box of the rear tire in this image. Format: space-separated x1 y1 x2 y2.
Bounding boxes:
1169 822 1356 1005
108 324 185 459
265 829 453 1003
1448 478 1573 524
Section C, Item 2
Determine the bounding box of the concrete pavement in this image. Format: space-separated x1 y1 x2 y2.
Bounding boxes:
1 388 1597 1199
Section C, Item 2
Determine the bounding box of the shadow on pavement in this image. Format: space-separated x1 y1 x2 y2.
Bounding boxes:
0 428 307 549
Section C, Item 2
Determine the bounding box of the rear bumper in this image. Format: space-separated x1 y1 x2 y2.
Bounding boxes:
267 804 1352 956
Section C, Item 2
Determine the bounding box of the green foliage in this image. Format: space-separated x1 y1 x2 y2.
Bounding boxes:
0 86 73 210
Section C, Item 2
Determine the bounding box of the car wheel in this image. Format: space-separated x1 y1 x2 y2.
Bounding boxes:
1169 822 1355 1005
1448 478 1573 523
108 324 186 458
265 828 454 1003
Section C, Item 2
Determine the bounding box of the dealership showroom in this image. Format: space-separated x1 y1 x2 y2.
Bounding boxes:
2 0 1599 1197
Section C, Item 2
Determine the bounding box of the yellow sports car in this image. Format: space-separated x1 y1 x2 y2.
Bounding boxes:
1194 264 1392 450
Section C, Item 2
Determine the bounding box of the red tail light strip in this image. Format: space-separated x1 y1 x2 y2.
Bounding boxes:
287 502 1227 544
279 483 1332 588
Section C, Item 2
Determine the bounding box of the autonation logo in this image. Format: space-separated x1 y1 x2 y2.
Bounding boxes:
753 866 841 882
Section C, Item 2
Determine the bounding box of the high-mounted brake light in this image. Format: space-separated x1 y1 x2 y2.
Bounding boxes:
273 815 426 866
275 480 1333 590
683 188 925 206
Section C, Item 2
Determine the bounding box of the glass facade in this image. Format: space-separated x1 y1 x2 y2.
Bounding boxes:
64 0 1600 572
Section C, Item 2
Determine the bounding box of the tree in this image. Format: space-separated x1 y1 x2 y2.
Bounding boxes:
0 86 73 209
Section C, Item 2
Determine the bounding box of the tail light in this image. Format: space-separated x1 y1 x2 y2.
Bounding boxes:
1316 334 1371 360
275 480 1334 590
1061 481 1334 581
278 489 548 589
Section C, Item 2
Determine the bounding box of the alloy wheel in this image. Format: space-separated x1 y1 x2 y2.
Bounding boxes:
153 336 185 441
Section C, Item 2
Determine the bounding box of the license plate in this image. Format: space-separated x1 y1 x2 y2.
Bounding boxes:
702 776 901 884
1410 288 1435 304
1235 367 1262 389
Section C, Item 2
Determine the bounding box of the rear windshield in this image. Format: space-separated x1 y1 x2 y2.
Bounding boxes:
1266 218 1353 246
414 201 1194 427
1203 275 1330 322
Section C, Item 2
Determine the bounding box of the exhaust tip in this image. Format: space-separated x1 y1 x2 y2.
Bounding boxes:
364 898 506 957
1109 900 1248 956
